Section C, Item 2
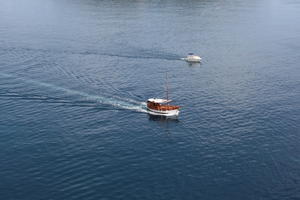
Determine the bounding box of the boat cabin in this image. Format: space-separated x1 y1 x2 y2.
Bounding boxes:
147 98 180 111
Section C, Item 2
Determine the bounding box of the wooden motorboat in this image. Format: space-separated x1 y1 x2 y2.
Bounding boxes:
146 73 180 116
147 98 180 116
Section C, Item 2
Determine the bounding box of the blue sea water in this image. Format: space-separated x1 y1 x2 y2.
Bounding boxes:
0 0 300 199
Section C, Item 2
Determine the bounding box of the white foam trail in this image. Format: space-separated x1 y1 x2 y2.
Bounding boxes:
0 72 147 113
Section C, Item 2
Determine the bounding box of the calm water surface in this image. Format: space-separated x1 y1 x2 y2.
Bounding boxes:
0 0 300 199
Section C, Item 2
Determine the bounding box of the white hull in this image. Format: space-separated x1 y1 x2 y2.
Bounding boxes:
181 55 202 63
181 58 201 63
147 107 179 116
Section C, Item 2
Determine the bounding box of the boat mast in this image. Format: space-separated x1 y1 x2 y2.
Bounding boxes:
165 72 169 104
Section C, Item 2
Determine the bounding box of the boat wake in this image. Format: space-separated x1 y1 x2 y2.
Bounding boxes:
0 72 147 113
1 47 182 61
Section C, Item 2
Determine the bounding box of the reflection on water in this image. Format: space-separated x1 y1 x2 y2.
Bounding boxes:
187 62 202 67
148 114 180 123
148 114 179 135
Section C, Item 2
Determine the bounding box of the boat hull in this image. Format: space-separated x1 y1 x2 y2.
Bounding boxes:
182 58 201 63
181 55 202 63
147 107 180 116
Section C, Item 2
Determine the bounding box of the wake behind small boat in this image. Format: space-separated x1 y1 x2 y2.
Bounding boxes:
181 53 202 63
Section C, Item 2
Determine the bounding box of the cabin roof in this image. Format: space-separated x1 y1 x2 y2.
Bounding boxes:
148 98 172 103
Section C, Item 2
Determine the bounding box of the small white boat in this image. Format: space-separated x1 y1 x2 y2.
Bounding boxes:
181 53 202 63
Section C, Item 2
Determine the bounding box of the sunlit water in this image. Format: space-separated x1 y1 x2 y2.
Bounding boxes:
0 0 300 199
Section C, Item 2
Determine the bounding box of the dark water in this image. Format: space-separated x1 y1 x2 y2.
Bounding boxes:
1 0 300 199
